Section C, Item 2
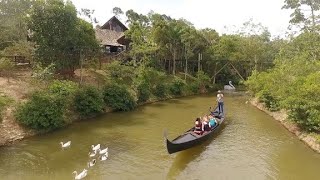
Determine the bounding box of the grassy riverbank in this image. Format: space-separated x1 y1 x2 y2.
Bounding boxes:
250 98 320 153
0 63 219 147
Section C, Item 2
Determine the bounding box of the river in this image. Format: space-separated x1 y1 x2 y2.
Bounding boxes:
0 93 320 180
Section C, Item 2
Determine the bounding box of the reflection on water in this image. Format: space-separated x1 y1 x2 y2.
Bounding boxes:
0 94 320 180
167 123 227 180
167 140 210 179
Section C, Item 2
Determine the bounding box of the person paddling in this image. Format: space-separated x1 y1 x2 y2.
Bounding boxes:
216 90 224 114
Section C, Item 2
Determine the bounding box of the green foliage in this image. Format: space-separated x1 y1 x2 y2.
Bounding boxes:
2 41 35 61
138 67 168 99
256 90 280 111
104 61 136 85
0 0 34 50
29 0 98 73
169 76 186 96
187 82 200 94
31 63 55 83
48 80 78 97
279 32 320 61
74 86 104 118
137 81 151 103
246 31 320 131
0 94 12 121
281 72 320 131
112 7 124 17
102 84 136 111
282 0 320 30
195 70 211 90
103 84 136 111
153 83 168 99
0 57 15 81
0 58 14 73
15 92 65 130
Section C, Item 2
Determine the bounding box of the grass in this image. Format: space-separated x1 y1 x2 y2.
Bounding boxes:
0 93 13 121
310 132 320 144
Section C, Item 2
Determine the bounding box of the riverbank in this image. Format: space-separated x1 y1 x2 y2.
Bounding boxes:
0 97 196 147
250 98 320 153
0 79 210 147
0 71 36 146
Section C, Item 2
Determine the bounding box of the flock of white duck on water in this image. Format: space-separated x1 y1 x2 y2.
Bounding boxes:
60 141 109 179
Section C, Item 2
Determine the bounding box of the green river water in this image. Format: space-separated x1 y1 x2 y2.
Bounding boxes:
0 93 320 180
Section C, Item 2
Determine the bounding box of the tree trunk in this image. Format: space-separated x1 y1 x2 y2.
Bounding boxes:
185 56 188 81
311 5 316 30
173 49 176 75
213 62 218 84
254 55 258 71
79 50 83 85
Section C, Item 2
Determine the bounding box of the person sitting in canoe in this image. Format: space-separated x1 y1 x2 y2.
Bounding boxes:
208 115 217 128
202 116 211 131
193 117 203 135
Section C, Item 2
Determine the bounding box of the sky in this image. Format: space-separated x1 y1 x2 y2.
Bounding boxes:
71 0 292 37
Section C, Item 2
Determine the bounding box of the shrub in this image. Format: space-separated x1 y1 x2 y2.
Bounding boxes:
153 83 167 99
0 95 12 121
187 82 199 94
74 86 104 118
48 80 78 98
257 90 280 111
282 73 320 131
195 71 210 87
31 63 55 83
0 57 15 82
104 61 136 86
103 84 136 111
137 81 151 103
169 77 186 96
15 92 65 130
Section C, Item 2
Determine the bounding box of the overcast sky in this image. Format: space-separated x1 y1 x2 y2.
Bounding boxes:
71 0 291 37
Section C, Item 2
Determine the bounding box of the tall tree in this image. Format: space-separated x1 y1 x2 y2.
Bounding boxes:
152 17 188 75
29 0 98 75
0 0 34 50
125 9 156 66
283 0 320 31
112 7 124 19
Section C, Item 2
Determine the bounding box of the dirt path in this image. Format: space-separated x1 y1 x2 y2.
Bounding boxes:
0 71 36 146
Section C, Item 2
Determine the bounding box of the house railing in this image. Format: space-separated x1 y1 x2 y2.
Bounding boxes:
0 55 31 65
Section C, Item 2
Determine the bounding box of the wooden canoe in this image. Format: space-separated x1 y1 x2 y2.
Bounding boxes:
164 106 225 154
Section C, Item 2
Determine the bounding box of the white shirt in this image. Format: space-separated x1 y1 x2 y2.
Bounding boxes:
217 93 224 102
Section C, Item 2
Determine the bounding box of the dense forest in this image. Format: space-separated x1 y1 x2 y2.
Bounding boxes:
0 0 319 133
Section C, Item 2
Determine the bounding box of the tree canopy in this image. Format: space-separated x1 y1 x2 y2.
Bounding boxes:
29 0 98 74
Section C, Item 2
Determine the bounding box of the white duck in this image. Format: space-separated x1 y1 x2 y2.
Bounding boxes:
72 169 87 180
100 152 108 161
87 159 96 167
91 144 100 151
224 81 236 90
88 149 97 157
60 141 71 148
99 147 108 155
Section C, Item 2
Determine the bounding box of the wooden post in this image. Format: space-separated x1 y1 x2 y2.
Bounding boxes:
210 62 229 80
230 62 245 81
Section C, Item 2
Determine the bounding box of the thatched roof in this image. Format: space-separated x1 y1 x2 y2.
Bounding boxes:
101 16 128 31
95 28 125 46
